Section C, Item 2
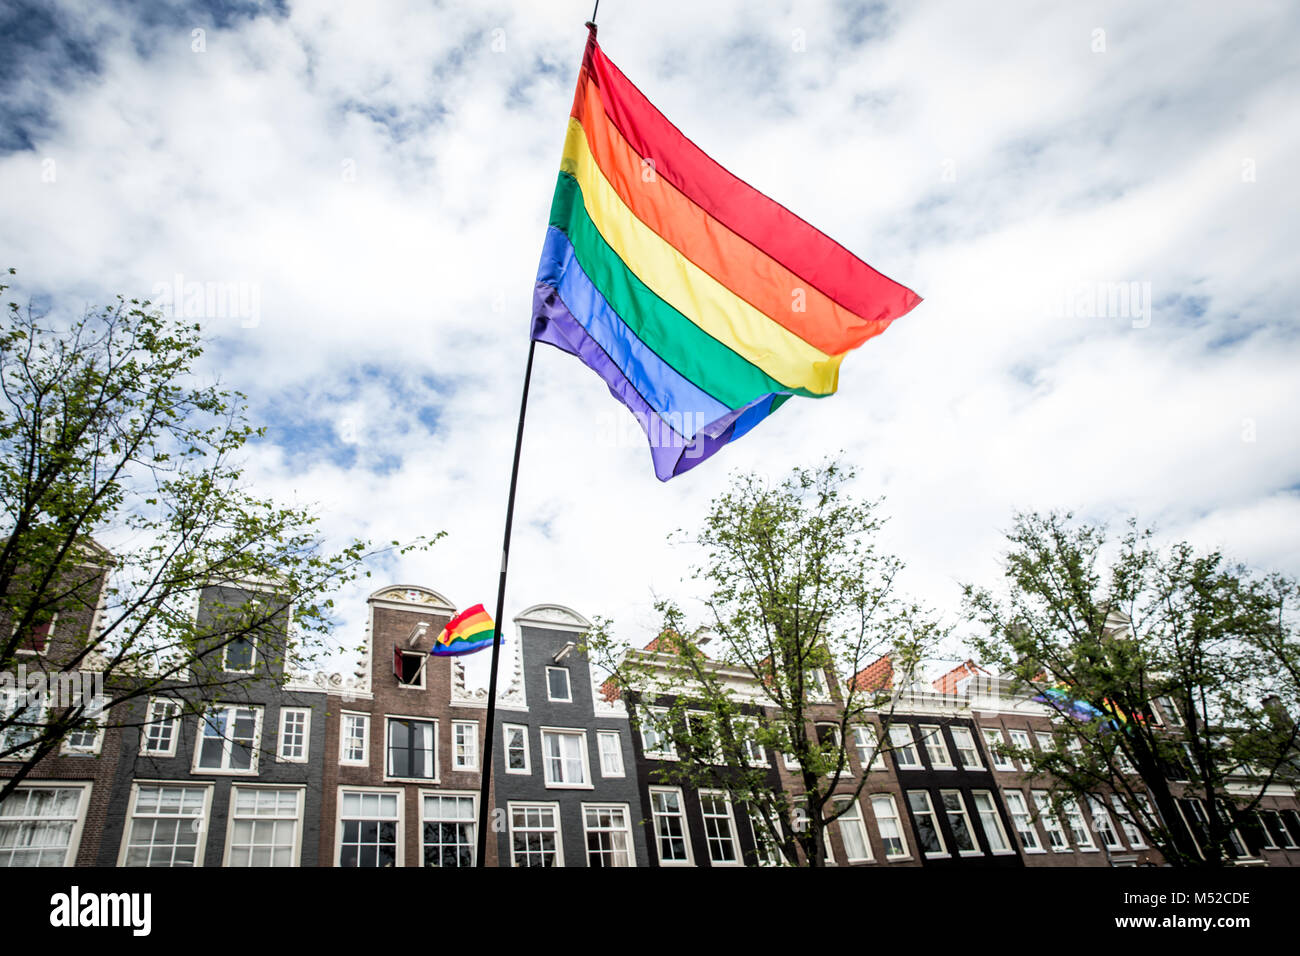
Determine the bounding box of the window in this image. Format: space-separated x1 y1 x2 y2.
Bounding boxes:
919 725 953 769
971 790 1013 855
0 686 46 758
639 708 676 759
889 724 922 769
700 790 741 865
503 723 530 774
338 789 400 867
340 712 369 766
541 729 590 787
61 696 107 755
422 793 476 867
1032 791 1070 851
583 804 635 867
596 730 624 777
803 668 829 700
193 704 262 774
749 808 784 867
1283 810 1300 848
1088 795 1124 851
452 721 478 771
1062 797 1096 850
1261 809 1299 850
649 787 693 865
277 707 310 763
1035 732 1055 753
834 797 873 863
0 784 90 866
11 615 54 655
907 791 948 858
1154 695 1183 728
395 650 426 688
686 711 722 764
1008 729 1034 770
546 667 572 702
223 635 257 673
735 718 767 768
141 698 182 757
950 727 982 770
816 723 848 777
983 728 1016 771
853 724 885 771
1003 790 1042 852
121 783 211 867
510 803 562 867
387 718 437 780
939 790 980 855
871 794 909 860
1112 795 1149 849
226 786 302 866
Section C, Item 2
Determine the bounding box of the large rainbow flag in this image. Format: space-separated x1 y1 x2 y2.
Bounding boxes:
531 25 922 480
431 604 500 657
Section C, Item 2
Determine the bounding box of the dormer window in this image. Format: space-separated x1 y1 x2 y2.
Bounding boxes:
546 667 572 702
395 649 427 689
223 635 257 673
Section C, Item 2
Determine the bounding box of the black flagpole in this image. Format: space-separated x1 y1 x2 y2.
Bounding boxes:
475 338 537 866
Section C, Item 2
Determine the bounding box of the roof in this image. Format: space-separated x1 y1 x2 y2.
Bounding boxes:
852 654 894 693
932 659 991 694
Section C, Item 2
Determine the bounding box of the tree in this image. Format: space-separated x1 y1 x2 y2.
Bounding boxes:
0 271 432 802
584 460 945 866
963 510 1300 867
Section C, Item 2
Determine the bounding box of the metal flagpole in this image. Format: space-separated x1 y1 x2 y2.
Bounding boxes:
475 338 537 866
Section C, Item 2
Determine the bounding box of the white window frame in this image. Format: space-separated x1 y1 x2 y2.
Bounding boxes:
276 707 311 764
507 800 563 868
118 780 214 867
340 711 369 767
452 720 479 771
140 698 182 758
833 796 874 863
699 789 743 867
596 729 624 777
971 790 1015 856
749 807 784 867
1032 790 1071 852
1088 795 1124 851
223 784 305 867
581 802 636 867
735 717 768 768
908 790 949 858
545 666 572 702
384 715 439 783
1035 731 1055 754
11 611 57 657
1112 795 1149 849
648 786 695 866
60 696 108 755
950 726 983 770
502 722 531 775
939 789 983 857
0 781 92 866
870 793 911 861
540 727 592 789
685 709 723 765
191 703 264 776
982 728 1016 771
1003 789 1044 853
889 724 923 770
639 707 676 760
853 724 885 772
222 634 258 674
420 789 478 868
395 650 427 690
0 685 47 761
335 785 403 867
1062 796 1097 851
1008 729 1034 771
918 725 953 770
804 667 830 701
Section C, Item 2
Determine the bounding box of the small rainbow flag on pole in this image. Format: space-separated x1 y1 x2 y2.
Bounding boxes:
431 604 500 657
531 24 921 480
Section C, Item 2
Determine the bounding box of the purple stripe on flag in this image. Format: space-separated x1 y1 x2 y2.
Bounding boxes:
534 281 776 480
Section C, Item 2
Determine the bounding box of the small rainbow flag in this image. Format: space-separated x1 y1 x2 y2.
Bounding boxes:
431 604 500 657
532 25 921 480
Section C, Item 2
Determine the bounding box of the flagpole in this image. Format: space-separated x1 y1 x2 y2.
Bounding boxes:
475 337 537 867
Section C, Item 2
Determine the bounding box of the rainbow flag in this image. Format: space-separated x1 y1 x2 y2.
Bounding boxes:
532 25 921 480
431 604 500 657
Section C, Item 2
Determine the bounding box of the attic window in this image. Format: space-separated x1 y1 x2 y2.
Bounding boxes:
394 648 426 688
223 635 257 673
546 667 571 702
15 618 54 655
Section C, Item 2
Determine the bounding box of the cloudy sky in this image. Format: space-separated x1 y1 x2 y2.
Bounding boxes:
2 0 1297 686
